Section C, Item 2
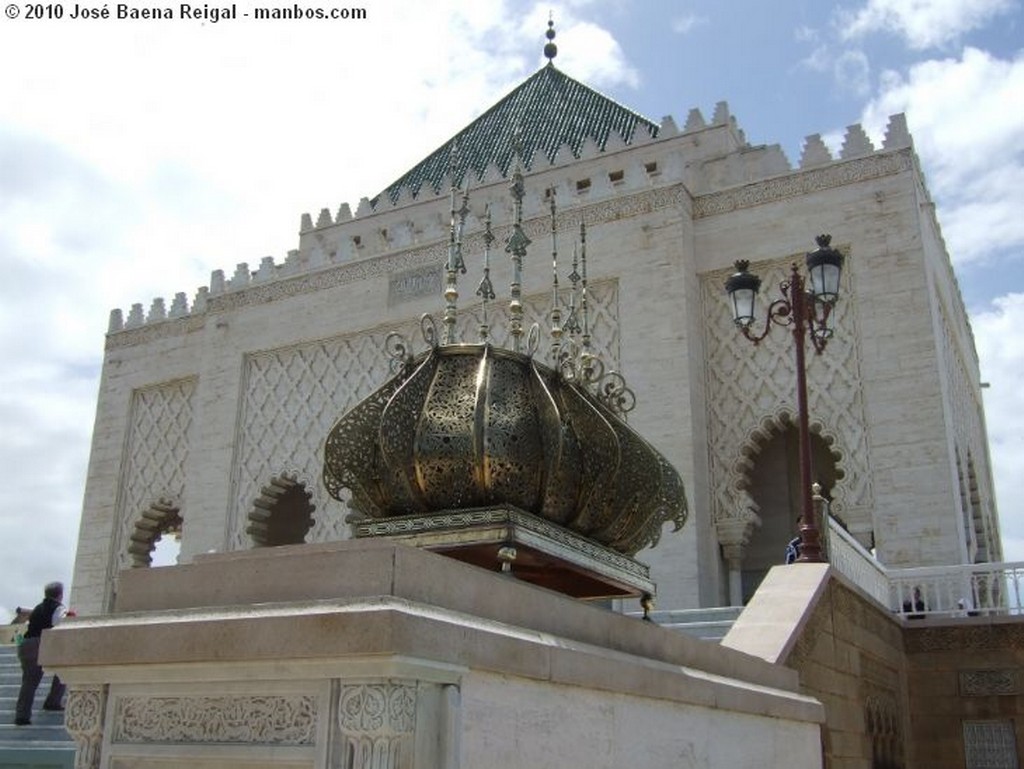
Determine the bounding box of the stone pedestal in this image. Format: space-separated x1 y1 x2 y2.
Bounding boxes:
43 541 823 769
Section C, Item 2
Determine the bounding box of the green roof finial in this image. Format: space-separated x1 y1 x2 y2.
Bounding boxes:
544 15 557 63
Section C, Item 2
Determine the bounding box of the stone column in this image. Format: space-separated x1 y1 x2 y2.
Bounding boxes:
715 505 761 606
64 685 107 769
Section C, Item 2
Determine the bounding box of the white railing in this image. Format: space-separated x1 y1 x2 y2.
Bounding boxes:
825 517 1024 619
826 518 891 606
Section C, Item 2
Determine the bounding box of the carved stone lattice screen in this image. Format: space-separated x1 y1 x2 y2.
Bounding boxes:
113 378 196 572
699 257 874 542
963 720 1020 769
228 281 620 550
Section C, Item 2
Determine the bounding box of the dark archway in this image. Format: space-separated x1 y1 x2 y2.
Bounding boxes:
740 417 842 601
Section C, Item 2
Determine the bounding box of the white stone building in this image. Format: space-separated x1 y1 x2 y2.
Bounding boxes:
70 45 1000 616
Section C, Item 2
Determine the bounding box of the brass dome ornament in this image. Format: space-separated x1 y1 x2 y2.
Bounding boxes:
323 143 688 598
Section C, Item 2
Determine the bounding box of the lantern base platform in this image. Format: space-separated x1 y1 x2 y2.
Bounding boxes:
350 505 654 600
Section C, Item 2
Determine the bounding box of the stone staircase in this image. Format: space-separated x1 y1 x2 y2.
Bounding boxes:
640 606 745 642
0 644 75 769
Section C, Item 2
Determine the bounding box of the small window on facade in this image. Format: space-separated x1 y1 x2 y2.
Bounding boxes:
353 235 362 247
963 720 1019 769
644 161 659 175
576 178 591 193
609 170 624 184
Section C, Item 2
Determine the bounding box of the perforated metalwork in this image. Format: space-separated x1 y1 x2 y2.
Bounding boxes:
324 343 687 556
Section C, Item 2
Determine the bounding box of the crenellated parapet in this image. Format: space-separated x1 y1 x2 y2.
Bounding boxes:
105 109 916 338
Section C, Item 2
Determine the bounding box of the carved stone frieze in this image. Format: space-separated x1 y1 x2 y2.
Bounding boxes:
65 686 107 769
906 624 1024 653
693 150 913 218
111 694 318 745
960 669 1020 697
105 314 206 350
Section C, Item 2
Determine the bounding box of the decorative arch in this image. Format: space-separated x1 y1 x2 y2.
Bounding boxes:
864 692 905 769
128 497 183 568
247 472 316 547
727 408 847 520
720 409 848 602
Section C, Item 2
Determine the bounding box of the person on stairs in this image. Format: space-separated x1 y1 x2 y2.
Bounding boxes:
14 581 67 725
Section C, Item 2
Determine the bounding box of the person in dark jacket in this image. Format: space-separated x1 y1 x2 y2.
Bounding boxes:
14 581 67 725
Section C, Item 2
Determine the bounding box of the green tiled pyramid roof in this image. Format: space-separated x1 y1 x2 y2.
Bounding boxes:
376 63 659 206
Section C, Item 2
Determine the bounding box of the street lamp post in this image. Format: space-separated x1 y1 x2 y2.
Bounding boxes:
725 235 845 563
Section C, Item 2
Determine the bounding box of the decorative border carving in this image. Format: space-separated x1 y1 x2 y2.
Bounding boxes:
906 624 1024 653
352 505 651 581
66 686 107 769
111 695 318 745
960 669 1020 697
336 682 417 769
693 150 913 218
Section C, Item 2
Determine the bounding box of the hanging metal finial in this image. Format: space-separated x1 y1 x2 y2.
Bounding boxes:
443 142 468 345
477 205 496 342
549 194 562 364
505 130 531 352
579 221 593 378
565 241 581 335
544 15 557 62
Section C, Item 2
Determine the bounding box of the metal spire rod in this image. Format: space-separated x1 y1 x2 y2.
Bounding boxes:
476 205 496 342
443 145 469 345
505 136 531 352
549 195 562 364
579 221 593 378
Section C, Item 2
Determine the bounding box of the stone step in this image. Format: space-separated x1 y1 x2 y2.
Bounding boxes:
627 606 745 642
0 745 76 769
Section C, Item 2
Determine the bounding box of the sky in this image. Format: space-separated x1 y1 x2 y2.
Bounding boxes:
0 0 1022 619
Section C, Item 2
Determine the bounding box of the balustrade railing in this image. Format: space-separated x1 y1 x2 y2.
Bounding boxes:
825 517 1024 619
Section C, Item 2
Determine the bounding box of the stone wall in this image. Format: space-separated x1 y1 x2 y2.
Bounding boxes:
905 620 1024 768
724 564 1024 769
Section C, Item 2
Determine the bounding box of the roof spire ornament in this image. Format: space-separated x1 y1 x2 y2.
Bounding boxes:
548 194 563 364
443 143 469 345
476 205 496 342
505 129 531 352
544 15 557 63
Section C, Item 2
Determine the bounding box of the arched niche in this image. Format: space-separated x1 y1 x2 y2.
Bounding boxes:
247 472 316 547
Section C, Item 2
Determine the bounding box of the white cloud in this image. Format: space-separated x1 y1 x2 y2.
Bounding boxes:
835 49 873 96
671 13 706 35
0 2 639 615
838 0 1017 50
859 48 1024 264
972 294 1024 562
